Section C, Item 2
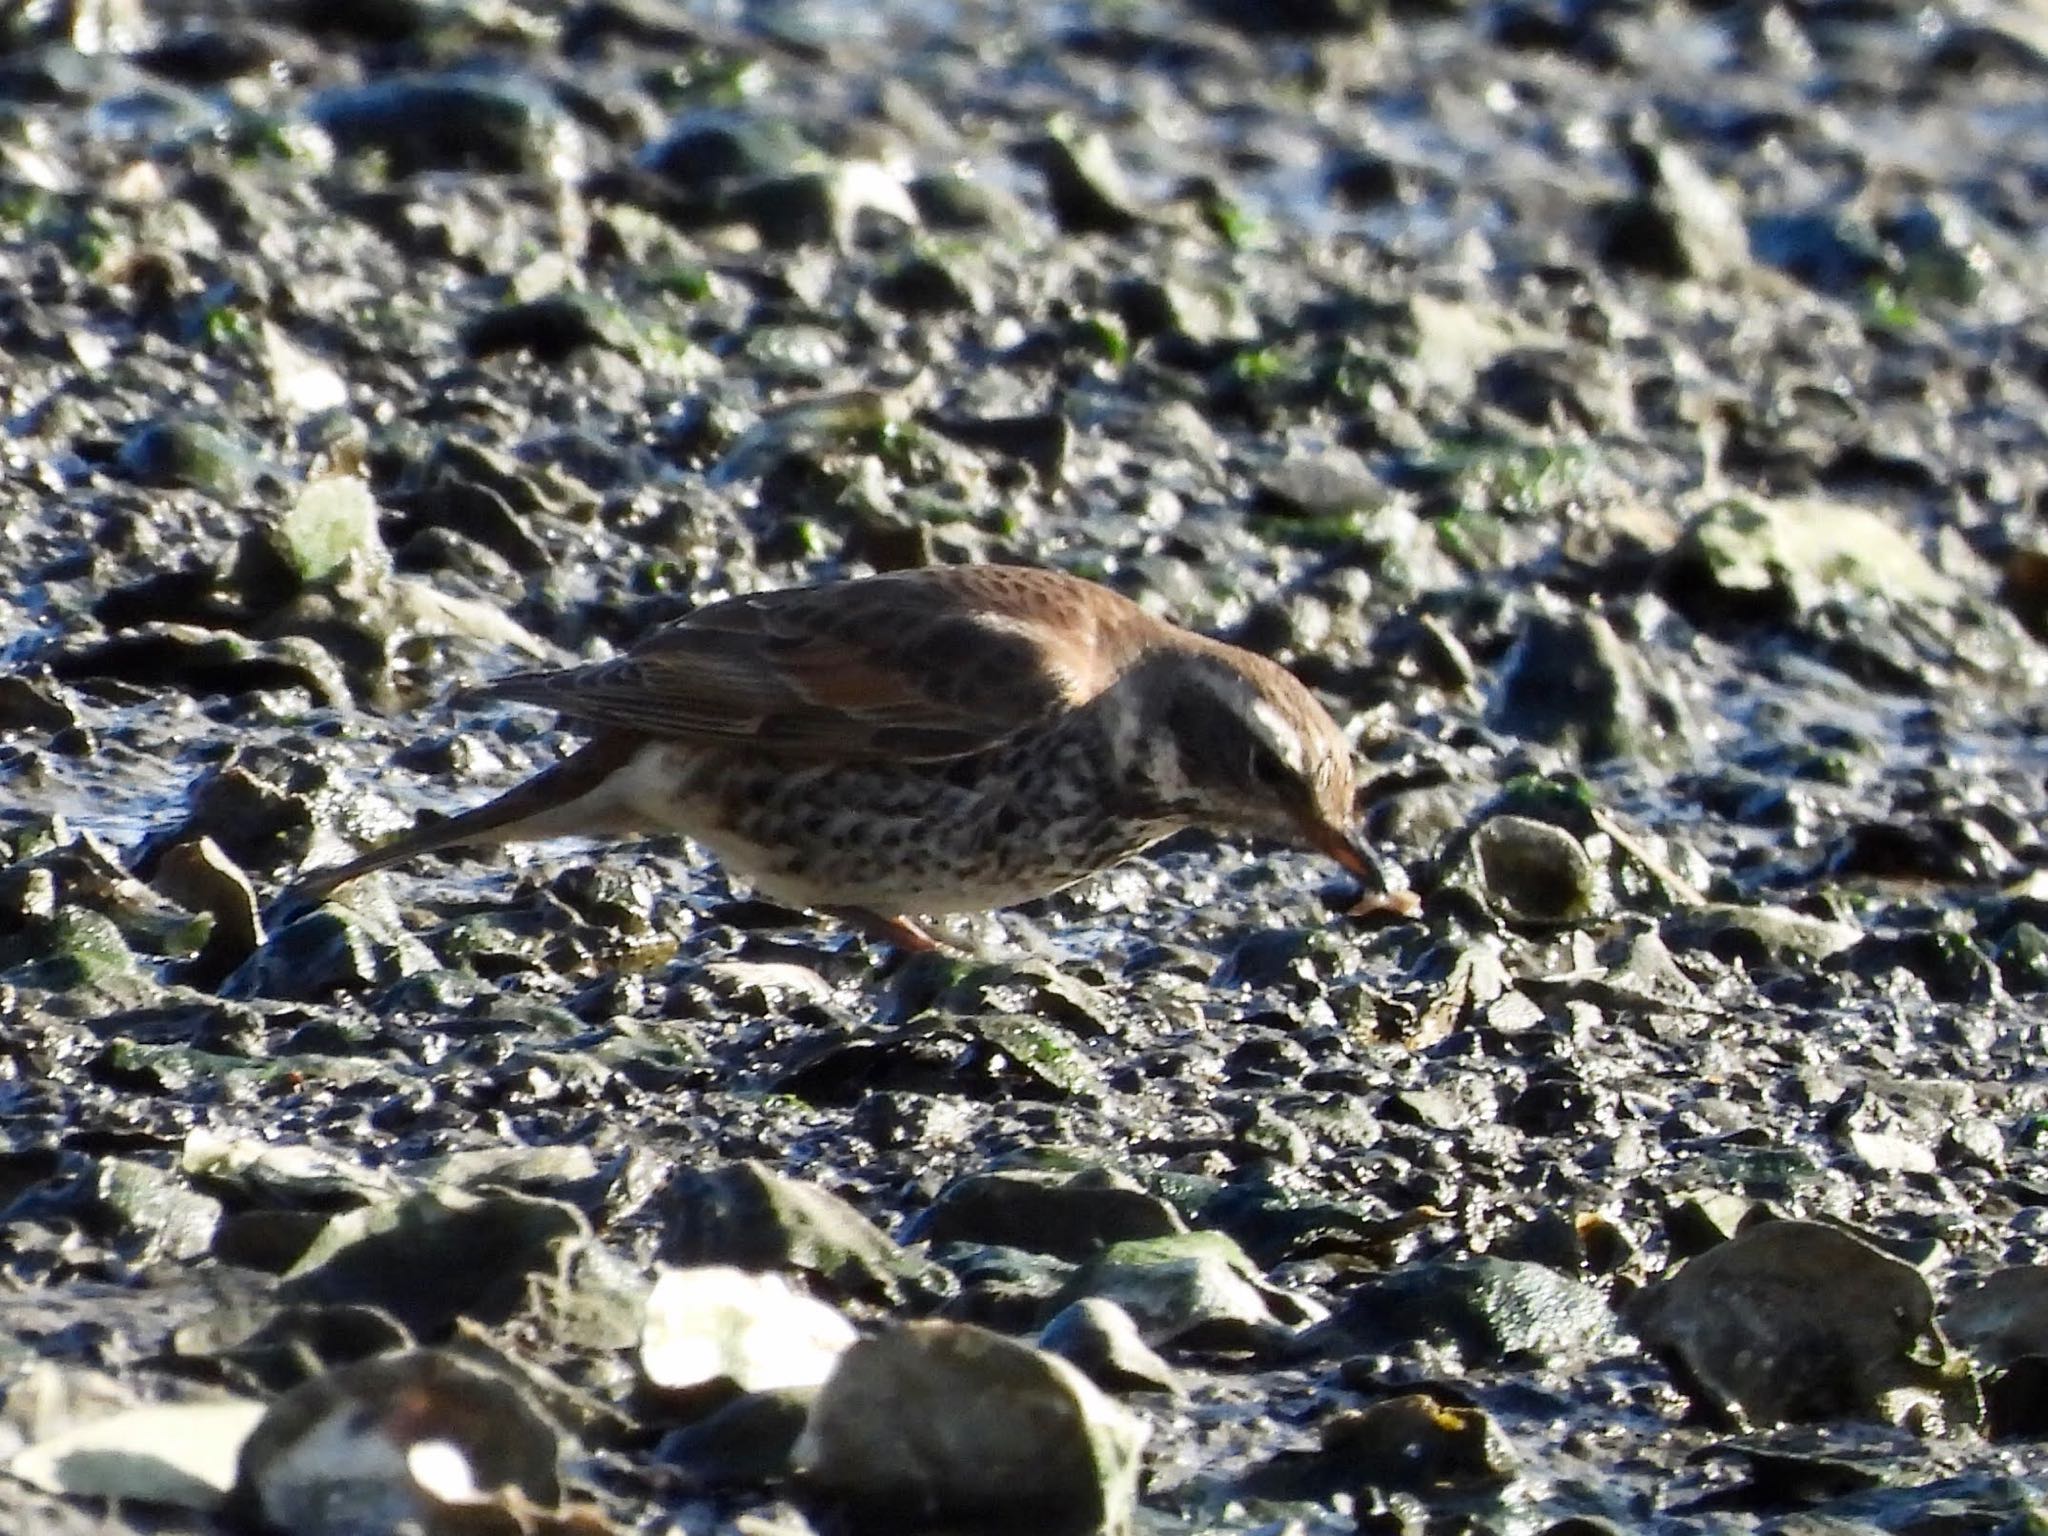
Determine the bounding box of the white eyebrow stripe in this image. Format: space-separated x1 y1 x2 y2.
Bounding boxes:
1248 697 1308 772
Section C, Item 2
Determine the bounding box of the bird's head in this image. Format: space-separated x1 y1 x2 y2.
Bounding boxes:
1130 646 1375 881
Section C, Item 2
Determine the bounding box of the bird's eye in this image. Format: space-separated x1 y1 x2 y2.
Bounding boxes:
1248 743 1288 787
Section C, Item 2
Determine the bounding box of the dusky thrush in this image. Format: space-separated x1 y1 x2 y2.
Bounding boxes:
286 563 1410 948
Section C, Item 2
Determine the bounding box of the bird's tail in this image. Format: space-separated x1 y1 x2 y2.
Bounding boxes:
278 731 644 910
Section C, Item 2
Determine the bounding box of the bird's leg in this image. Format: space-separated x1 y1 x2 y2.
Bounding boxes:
823 907 947 953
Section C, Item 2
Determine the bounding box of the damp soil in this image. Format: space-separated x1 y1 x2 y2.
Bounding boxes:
3 0 2048 1532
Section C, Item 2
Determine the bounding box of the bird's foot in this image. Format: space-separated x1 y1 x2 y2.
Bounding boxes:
824 907 953 954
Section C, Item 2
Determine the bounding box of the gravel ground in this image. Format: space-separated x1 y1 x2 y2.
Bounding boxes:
3 0 2048 1532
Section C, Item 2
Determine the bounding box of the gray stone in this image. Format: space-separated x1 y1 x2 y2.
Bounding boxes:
795 1322 1145 1535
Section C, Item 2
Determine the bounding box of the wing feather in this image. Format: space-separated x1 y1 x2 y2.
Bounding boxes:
469 565 1147 762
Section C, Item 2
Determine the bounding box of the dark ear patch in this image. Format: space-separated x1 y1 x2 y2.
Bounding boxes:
1165 682 1252 783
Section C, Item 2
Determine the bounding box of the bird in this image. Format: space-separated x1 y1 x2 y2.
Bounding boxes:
283 562 1413 949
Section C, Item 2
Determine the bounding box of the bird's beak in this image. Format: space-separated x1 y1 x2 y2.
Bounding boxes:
1304 815 1423 917
1305 817 1377 884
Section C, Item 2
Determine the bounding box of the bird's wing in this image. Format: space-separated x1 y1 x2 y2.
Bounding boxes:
470 565 1146 762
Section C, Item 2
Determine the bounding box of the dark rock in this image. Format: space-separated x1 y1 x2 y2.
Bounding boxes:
656 1386 816 1488
1840 930 1999 1004
1311 1393 1520 1492
1662 903 1860 966
638 108 810 191
1324 150 1406 208
1823 819 2013 884
1191 0 1381 36
1991 922 2048 994
0 675 78 732
1307 1257 1620 1367
1925 20 2048 75
135 22 304 85
232 1349 564 1531
386 438 565 570
725 167 919 249
923 411 1068 483
115 418 261 501
659 1161 947 1307
149 843 264 987
1194 1180 1438 1270
1628 1220 1974 1427
1662 498 1958 628
1019 131 1143 236
187 1303 414 1393
278 1188 588 1338
1214 926 1324 989
50 626 351 707
1054 1231 1309 1352
907 170 1013 229
1038 1298 1180 1396
462 293 617 362
1749 210 1888 295
871 253 983 316
932 1243 1078 1333
1470 814 1605 925
1489 609 1658 762
1531 1 1628 60
793 1322 1144 1534
1980 1356 2048 1441
1943 1268 2048 1368
906 1167 1186 1262
1599 135 1749 281
308 74 579 178
223 899 435 1001
1476 348 1629 432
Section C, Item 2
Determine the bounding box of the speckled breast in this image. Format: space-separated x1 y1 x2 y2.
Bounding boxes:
617 730 1181 915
